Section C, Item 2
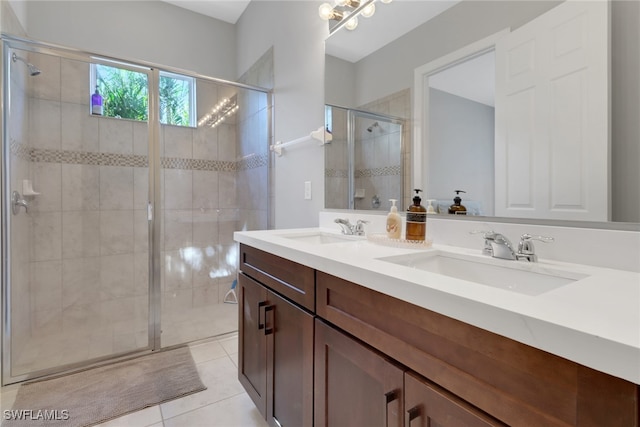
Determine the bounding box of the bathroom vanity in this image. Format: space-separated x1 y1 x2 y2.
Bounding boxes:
235 229 640 427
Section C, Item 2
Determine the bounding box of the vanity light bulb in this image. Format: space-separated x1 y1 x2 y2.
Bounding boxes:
361 3 375 17
335 0 348 6
319 3 335 20
345 15 358 30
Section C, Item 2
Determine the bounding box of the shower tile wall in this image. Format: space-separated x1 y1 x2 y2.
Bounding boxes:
324 107 349 209
6 46 270 380
11 51 150 376
353 121 403 211
359 89 412 209
160 79 240 347
237 47 273 230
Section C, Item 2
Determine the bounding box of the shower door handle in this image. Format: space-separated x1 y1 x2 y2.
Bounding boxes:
11 191 28 215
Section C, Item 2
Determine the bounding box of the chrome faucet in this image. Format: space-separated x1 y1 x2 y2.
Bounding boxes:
334 218 368 236
516 234 554 262
482 231 516 260
473 231 554 262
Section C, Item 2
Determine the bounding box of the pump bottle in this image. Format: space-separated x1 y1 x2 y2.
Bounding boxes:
386 199 402 239
406 189 427 241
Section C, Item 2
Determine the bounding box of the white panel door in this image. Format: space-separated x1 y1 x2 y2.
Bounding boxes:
495 0 610 221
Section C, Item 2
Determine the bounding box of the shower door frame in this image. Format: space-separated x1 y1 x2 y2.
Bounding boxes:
0 36 161 385
0 34 271 385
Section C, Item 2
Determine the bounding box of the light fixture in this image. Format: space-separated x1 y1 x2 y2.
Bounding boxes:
319 3 341 21
361 2 375 18
335 0 360 7
319 0 392 34
344 14 358 30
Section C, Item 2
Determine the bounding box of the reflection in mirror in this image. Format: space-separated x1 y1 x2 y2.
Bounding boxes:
324 105 405 210
325 0 639 227
427 51 495 216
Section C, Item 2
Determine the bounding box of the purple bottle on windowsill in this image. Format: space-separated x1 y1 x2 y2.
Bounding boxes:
91 85 103 115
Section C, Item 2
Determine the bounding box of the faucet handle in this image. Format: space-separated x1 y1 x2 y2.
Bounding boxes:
520 233 554 244
354 219 369 235
517 234 554 262
470 230 495 255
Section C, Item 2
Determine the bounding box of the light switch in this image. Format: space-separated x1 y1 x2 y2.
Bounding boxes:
304 181 312 200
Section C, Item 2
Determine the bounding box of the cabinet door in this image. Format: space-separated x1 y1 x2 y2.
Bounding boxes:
315 319 404 427
238 273 268 418
266 290 314 427
404 372 506 427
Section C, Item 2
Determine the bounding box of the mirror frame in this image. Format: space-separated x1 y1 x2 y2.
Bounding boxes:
412 29 639 232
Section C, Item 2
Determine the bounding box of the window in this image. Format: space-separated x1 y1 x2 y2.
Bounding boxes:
92 63 195 127
159 71 195 127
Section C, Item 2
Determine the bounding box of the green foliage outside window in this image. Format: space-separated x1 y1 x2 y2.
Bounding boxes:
95 64 194 126
96 64 149 121
159 74 191 126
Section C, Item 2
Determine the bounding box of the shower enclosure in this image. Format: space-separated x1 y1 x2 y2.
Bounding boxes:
1 36 271 385
324 105 405 210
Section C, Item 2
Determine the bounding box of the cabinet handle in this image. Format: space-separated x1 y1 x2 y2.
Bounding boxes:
258 301 268 330
405 406 420 427
264 304 275 335
384 390 398 427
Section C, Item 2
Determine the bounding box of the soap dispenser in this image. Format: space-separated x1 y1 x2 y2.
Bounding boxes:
448 190 467 215
386 199 402 239
406 189 427 241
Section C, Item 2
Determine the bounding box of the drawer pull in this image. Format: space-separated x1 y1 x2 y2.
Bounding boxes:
258 301 268 330
405 406 420 427
384 390 398 427
264 304 275 335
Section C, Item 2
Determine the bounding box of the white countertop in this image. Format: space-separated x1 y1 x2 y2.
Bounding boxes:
235 227 640 385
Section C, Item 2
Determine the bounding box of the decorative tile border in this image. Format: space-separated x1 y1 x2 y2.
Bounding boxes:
325 168 349 178
237 153 268 171
355 165 401 178
9 144 269 172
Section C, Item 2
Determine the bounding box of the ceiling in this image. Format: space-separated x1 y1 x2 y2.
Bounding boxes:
162 1 461 63
325 0 460 63
161 0 251 24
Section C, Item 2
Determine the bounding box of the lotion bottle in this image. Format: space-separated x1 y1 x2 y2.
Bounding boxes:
386 199 402 239
406 189 427 241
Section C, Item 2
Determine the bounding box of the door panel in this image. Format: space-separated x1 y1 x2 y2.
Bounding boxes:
3 48 152 383
238 273 268 417
495 1 609 220
314 319 404 427
267 290 314 427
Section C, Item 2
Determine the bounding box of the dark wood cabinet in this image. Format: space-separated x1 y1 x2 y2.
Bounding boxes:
238 271 268 417
315 318 404 427
238 270 314 427
405 372 506 427
238 243 640 427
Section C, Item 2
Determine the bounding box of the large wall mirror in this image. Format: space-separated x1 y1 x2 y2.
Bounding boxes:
324 0 639 228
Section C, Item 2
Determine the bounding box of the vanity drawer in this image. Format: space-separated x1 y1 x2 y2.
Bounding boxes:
316 270 639 427
239 244 315 311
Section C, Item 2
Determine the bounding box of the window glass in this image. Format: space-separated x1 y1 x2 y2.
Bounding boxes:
92 64 195 127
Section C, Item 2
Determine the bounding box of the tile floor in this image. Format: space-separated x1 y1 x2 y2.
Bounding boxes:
0 333 268 427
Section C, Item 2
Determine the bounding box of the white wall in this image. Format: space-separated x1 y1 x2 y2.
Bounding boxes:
428 88 495 216
325 54 356 108
23 1 236 79
237 1 327 229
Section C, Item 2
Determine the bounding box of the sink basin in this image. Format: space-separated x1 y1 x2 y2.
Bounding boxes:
377 251 588 296
279 231 361 245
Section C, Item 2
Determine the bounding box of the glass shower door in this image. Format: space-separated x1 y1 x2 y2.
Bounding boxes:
3 46 153 383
